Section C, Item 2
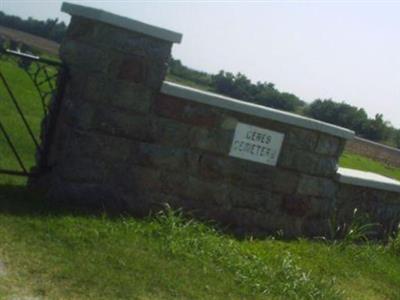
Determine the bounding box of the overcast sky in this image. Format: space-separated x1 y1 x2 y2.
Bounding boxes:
2 0 399 127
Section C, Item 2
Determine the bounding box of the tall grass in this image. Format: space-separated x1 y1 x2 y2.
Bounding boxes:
151 208 343 299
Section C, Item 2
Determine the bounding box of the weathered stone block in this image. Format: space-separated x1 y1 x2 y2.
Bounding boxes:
198 154 300 194
62 69 88 101
157 171 230 207
61 130 134 163
268 168 300 194
189 127 233 155
108 54 168 89
220 116 238 130
66 16 173 60
128 166 163 192
227 187 263 210
282 195 311 217
279 147 338 177
61 101 96 130
228 208 268 231
59 40 109 72
84 75 154 113
130 142 188 172
297 175 337 198
56 156 112 184
66 16 96 40
316 134 341 156
151 117 192 147
285 127 319 151
307 197 335 218
104 30 172 59
282 193 335 221
302 218 331 237
116 55 148 84
90 106 153 142
46 121 70 167
336 184 394 206
187 176 230 207
153 94 223 128
228 187 283 212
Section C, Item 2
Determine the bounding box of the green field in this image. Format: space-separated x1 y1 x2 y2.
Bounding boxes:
340 152 400 181
2 60 400 299
0 58 56 187
1 191 400 299
0 61 39 170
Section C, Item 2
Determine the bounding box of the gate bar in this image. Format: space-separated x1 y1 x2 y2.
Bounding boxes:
0 119 29 175
0 71 40 149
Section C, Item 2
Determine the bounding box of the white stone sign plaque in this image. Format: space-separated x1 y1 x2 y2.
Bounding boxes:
229 122 284 166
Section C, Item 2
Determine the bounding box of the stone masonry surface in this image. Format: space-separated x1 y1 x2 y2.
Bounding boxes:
37 2 400 238
345 137 400 168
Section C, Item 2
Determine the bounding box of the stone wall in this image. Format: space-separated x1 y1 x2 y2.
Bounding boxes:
335 167 400 238
123 90 347 237
44 4 178 209
38 2 400 239
47 73 349 236
345 137 400 168
336 183 400 238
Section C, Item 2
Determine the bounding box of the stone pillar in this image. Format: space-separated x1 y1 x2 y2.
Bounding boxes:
42 2 182 212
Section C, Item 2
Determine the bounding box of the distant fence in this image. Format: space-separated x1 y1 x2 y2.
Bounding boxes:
345 137 400 168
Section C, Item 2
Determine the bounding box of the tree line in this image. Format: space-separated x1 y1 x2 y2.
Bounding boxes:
169 58 400 148
1 11 398 147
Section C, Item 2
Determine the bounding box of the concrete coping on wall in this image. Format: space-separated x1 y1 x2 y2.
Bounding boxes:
161 81 355 140
337 167 400 193
61 2 182 43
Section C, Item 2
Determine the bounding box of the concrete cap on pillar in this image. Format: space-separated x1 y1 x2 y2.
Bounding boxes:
61 2 183 43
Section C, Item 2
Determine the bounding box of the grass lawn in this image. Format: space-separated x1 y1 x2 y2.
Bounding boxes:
339 152 400 181
0 57 56 187
2 56 400 299
1 190 400 300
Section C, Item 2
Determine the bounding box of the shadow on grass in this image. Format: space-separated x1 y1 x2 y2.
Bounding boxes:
0 182 246 239
0 183 294 240
0 183 109 218
0 183 46 214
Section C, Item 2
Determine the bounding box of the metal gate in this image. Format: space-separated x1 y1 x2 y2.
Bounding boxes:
0 47 66 177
